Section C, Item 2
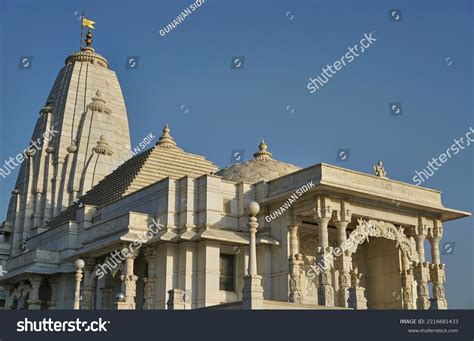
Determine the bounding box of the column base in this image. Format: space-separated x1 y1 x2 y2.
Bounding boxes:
27 300 42 310
430 298 448 310
115 301 135 310
242 275 264 309
167 289 186 310
348 287 367 310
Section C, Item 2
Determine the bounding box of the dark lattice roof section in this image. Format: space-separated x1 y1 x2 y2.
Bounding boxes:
47 125 218 227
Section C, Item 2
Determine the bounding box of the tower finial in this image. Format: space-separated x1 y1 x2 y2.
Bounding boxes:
81 15 96 49
85 30 93 47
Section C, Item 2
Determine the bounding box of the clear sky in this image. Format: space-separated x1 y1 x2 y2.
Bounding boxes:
0 0 472 308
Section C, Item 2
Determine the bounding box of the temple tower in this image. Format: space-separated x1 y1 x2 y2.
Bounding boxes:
1 31 132 256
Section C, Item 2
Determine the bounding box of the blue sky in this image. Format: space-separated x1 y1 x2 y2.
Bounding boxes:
0 0 472 308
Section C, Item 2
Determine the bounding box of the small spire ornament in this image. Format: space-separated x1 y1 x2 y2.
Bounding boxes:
156 124 178 149
253 139 272 160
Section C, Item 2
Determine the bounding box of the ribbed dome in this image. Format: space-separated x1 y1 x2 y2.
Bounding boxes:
216 140 300 184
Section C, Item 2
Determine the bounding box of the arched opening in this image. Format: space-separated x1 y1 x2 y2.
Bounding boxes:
352 238 402 309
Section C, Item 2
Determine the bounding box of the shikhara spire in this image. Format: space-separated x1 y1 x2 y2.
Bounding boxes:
1 26 131 256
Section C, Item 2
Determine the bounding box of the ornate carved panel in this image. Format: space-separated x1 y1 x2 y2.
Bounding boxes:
347 219 419 262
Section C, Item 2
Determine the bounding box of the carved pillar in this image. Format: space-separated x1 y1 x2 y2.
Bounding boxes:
27 276 43 309
116 248 139 310
429 221 442 264
348 267 367 309
400 251 415 309
429 264 447 309
413 218 430 309
414 217 428 263
333 205 352 308
428 221 447 309
242 202 264 309
143 248 157 310
288 220 303 303
414 262 431 310
81 258 96 310
47 277 59 309
73 259 85 310
314 196 334 306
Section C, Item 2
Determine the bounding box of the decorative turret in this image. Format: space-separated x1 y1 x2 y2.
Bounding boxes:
93 135 113 155
87 90 111 114
156 124 181 150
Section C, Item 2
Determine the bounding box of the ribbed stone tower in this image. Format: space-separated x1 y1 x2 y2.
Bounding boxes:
1 32 131 256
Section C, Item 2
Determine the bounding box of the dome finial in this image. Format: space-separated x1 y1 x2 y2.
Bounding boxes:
85 30 93 47
156 124 178 148
253 139 272 160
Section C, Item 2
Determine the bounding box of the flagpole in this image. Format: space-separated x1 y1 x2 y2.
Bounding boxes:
79 11 84 49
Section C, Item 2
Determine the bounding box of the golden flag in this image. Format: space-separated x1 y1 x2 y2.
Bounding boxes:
82 18 96 29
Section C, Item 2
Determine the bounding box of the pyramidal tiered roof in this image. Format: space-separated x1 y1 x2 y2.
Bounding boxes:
48 125 218 227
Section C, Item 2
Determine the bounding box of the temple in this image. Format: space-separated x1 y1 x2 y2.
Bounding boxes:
0 30 470 310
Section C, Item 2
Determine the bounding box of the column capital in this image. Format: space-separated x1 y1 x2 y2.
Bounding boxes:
286 215 302 229
28 275 43 287
144 247 157 261
332 201 352 226
413 216 429 237
313 195 333 222
83 257 96 269
428 220 443 240
121 244 139 259
333 217 351 228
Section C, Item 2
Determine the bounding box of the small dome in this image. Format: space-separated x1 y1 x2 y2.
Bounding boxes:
216 140 300 184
